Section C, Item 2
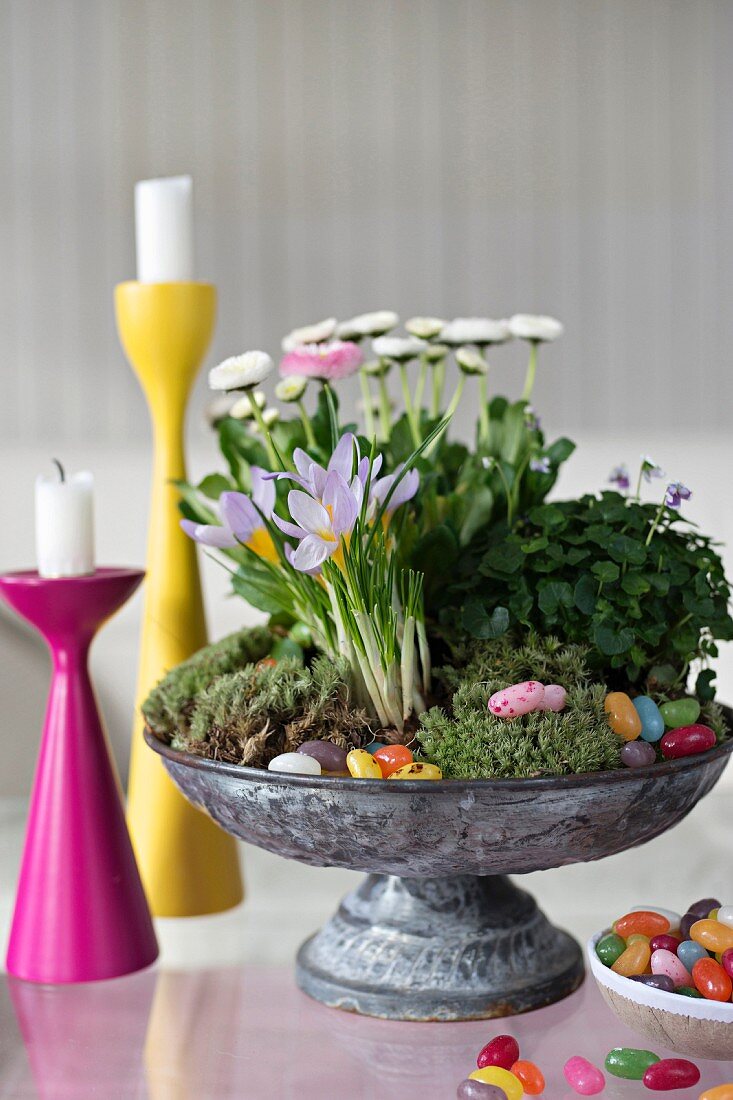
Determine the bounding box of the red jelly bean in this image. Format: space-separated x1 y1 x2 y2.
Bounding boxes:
615 910 670 938
649 934 681 953
692 957 733 1001
477 1034 520 1071
372 744 413 778
511 1059 545 1095
660 723 716 759
722 948 733 980
642 1058 700 1090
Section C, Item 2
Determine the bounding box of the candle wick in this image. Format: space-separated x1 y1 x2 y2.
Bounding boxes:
52 458 66 483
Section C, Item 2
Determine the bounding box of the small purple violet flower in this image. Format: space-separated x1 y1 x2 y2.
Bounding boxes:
641 455 666 482
665 481 692 510
608 464 630 491
524 406 541 432
530 456 551 474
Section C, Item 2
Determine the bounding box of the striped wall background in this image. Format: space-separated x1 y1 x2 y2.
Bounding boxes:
1 0 732 445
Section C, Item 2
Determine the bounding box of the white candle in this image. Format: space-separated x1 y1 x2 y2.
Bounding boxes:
35 464 95 578
134 175 194 283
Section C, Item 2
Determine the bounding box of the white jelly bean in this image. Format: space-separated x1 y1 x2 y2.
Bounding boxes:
268 752 321 775
538 684 567 712
717 905 733 929
488 681 545 718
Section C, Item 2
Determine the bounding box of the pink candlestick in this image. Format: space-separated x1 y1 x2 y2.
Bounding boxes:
0 568 158 984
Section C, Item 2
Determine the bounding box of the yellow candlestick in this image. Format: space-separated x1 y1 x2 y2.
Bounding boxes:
115 281 243 917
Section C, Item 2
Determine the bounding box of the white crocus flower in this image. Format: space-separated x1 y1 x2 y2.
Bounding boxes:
336 310 399 339
230 390 267 419
372 335 427 362
275 376 307 403
508 314 564 342
455 347 488 376
209 351 273 392
281 317 337 352
440 318 511 346
405 316 446 340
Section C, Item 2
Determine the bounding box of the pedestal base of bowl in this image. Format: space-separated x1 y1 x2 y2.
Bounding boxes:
296 873 583 1021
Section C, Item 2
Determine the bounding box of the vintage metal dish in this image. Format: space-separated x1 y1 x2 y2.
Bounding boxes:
145 727 733 1021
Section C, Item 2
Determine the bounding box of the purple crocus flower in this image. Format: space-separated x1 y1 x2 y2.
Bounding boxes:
274 470 359 572
608 464 630 491
266 433 381 500
665 481 692 510
181 468 275 549
371 465 420 514
530 456 551 474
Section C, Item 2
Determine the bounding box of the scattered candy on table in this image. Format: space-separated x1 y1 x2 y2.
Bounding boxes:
457 1082 506 1100
477 1035 520 1071
642 1057 700 1090
564 1055 605 1095
699 1087 733 1100
268 751 321 775
510 1060 545 1094
469 1066 523 1100
604 1047 659 1080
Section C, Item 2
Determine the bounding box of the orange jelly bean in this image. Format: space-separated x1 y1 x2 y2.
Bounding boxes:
611 939 651 977
372 744 413 778
511 1059 545 1095
615 910 670 938
604 692 642 740
699 1086 733 1100
690 919 733 954
692 957 733 1002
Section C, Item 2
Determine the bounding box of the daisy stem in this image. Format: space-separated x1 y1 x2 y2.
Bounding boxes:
425 376 464 459
430 357 446 417
413 354 429 427
377 368 391 441
297 399 317 450
250 401 281 470
399 363 420 448
521 342 538 402
358 371 376 442
478 371 491 447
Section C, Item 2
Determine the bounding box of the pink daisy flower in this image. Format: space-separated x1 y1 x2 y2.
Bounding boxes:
280 340 363 382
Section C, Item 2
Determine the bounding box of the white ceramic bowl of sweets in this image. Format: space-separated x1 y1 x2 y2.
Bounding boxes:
588 898 733 1060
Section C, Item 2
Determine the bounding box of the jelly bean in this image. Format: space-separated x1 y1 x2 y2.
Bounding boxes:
468 1067 523 1100
488 680 545 718
649 934 681 953
604 1047 660 1080
711 908 720 920
633 696 665 742
615 911 670 938
659 697 701 729
627 933 650 946
650 949 692 988
346 749 383 779
629 974 675 992
691 919 733 954
677 939 710 973
689 897 722 918
365 742 386 754
388 762 442 780
677 985 704 997
621 741 656 767
660 724 716 759
605 691 642 740
692 957 733 1001
297 740 348 772
632 905 681 929
268 752 321 775
373 744 413 778
717 905 733 928
699 1086 733 1100
457 1081 506 1100
537 684 567 712
722 949 733 979
680 912 699 940
612 940 651 977
510 1060 545 1095
477 1035 520 1071
563 1055 605 1095
642 1057 700 1090
596 933 627 967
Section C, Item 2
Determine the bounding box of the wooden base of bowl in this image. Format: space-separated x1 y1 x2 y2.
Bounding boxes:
598 983 733 1061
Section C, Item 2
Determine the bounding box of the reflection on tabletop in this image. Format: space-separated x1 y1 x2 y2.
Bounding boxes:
1 967 732 1099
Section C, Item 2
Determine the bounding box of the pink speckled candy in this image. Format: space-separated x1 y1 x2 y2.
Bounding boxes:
564 1055 606 1095
651 948 692 988
537 684 567 712
489 681 545 718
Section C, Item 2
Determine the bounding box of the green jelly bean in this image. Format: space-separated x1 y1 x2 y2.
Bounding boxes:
596 932 627 967
605 1047 660 1080
677 985 704 998
659 697 700 729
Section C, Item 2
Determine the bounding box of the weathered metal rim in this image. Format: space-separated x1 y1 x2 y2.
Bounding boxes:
144 721 733 792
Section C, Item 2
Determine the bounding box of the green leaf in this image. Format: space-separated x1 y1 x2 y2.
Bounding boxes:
696 668 717 701
462 598 510 640
480 540 524 575
607 535 647 565
197 473 232 500
621 574 651 596
537 580 574 615
232 570 288 616
574 574 597 614
459 485 495 545
593 622 635 656
591 561 620 584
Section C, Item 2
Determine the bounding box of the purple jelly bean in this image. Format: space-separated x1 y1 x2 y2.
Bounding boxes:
456 1081 506 1100
297 740 348 772
629 973 675 992
621 741 656 768
680 912 698 940
688 896 722 918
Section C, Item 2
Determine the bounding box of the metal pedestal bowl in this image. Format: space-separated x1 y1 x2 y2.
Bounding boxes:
145 728 732 1022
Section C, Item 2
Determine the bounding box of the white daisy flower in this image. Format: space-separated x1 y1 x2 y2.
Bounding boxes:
423 342 449 363
372 335 427 362
209 351 273 391
405 316 445 340
440 318 511 346
281 317 337 352
455 347 488 376
230 390 267 420
275 376 307 403
260 407 280 428
362 358 391 377
205 394 239 426
508 314 564 342
336 310 399 339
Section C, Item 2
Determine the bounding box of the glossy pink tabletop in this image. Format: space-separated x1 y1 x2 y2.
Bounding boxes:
1 966 732 1098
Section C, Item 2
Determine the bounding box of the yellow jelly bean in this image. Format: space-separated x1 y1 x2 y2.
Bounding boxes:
611 939 651 977
699 1087 733 1100
604 691 642 740
469 1066 524 1100
388 762 443 780
346 749 383 779
690 919 733 954
626 933 650 946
